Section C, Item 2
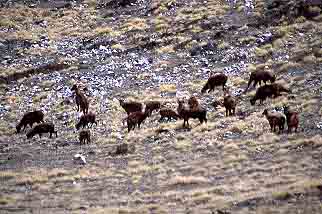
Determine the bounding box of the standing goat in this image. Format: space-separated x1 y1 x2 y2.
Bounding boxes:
177 99 207 128
71 84 89 114
283 106 299 133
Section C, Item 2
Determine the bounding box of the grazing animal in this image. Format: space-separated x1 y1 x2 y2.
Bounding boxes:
223 94 236 116
262 109 285 133
188 96 200 110
119 99 143 115
127 109 151 132
177 99 207 128
283 106 299 133
76 112 97 130
26 122 57 139
71 84 89 114
201 73 228 93
250 84 284 105
145 101 161 115
79 130 91 145
245 70 276 91
16 110 44 133
159 108 180 122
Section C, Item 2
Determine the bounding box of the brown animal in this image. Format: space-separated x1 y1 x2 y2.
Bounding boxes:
159 108 180 122
177 99 207 128
201 73 228 93
245 70 276 91
76 112 97 130
71 84 89 114
188 96 199 110
283 106 299 133
223 94 236 116
109 143 135 156
262 109 286 133
119 99 143 115
250 83 289 105
79 130 91 145
145 101 161 115
26 122 58 139
16 110 44 133
126 109 151 132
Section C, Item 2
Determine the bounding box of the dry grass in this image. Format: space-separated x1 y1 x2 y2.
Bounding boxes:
168 175 209 186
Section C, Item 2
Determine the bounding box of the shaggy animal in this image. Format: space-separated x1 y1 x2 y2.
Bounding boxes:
26 122 57 139
109 143 135 156
188 96 199 110
245 70 276 91
250 84 283 105
223 94 236 116
71 84 89 114
126 109 151 132
16 110 44 133
119 99 143 115
283 106 299 133
262 109 285 133
159 108 180 122
76 112 97 130
145 101 161 115
177 99 207 128
79 130 91 145
201 73 228 93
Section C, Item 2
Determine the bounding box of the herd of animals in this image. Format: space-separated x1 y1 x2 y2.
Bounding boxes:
15 69 300 147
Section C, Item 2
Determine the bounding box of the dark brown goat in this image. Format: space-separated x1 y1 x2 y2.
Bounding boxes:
283 106 299 133
250 83 289 105
223 94 236 116
76 112 97 130
262 109 286 133
79 130 91 145
16 110 44 133
177 99 207 128
109 143 135 156
26 122 57 139
71 84 89 114
119 99 143 115
245 70 276 91
201 73 228 93
145 101 161 115
159 108 180 122
126 109 151 132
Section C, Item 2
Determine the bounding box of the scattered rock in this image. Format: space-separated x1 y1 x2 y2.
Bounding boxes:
74 153 87 165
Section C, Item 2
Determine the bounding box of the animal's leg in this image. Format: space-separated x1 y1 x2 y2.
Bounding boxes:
50 132 52 138
39 133 42 138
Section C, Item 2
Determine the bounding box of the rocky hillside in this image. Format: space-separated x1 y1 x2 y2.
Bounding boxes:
0 0 322 213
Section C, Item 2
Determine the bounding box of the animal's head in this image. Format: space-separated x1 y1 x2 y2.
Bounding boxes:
26 130 33 139
283 105 290 114
188 96 198 107
16 124 21 133
250 97 256 106
118 98 124 105
71 84 78 91
262 109 268 116
177 98 185 105
201 84 208 94
75 121 81 130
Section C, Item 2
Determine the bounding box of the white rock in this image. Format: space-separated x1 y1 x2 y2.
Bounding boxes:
74 153 87 165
